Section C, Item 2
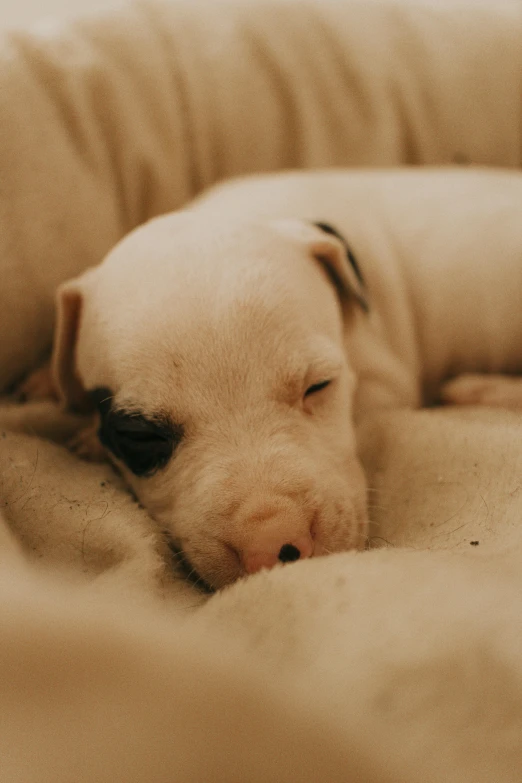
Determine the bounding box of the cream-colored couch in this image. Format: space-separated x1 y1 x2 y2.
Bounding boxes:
1 1 522 781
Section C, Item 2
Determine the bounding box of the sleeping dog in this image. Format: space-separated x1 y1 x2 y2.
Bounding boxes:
23 168 522 589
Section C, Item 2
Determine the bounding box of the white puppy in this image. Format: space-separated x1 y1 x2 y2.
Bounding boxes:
39 169 522 589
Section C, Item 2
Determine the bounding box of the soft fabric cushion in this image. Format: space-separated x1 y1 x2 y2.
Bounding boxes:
0 0 520 387
2 403 522 782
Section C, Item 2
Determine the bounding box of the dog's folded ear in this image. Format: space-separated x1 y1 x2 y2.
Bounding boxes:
51 273 94 413
273 219 369 314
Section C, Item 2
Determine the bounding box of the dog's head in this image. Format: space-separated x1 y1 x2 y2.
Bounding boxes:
52 213 369 589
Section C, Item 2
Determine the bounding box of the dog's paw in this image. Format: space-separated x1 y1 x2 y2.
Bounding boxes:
16 361 58 403
440 373 522 409
68 423 108 463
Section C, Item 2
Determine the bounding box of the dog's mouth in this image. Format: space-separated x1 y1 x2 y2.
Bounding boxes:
167 539 215 594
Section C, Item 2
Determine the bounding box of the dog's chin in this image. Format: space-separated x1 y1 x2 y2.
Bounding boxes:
167 532 245 593
167 542 217 594
313 508 369 559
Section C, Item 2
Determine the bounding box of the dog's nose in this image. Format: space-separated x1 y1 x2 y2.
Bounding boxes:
242 533 314 575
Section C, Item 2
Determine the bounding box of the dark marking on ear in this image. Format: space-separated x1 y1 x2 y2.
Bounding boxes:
88 387 183 477
313 221 366 289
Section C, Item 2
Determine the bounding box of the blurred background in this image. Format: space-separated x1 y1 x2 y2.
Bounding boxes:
0 0 122 28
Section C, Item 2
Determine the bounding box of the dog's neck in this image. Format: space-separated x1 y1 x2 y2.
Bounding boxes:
399 243 522 402
348 240 522 414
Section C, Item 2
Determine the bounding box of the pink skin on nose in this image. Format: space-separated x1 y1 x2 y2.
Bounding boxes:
242 534 315 575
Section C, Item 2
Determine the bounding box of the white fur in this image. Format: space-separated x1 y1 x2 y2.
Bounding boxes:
60 214 368 588
52 168 522 588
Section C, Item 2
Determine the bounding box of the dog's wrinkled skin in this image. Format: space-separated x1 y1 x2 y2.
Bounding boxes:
33 169 522 589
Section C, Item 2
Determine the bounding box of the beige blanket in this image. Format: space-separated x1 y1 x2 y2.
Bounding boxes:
3 405 522 783
2 1 522 781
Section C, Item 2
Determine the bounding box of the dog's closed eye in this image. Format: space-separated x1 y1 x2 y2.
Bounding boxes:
304 379 332 397
89 388 183 477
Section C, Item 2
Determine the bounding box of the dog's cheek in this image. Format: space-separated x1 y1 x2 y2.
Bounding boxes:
309 400 368 549
315 380 359 462
126 451 214 539
117 465 179 523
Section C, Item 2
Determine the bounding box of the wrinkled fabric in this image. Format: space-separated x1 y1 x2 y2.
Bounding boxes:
2 1 522 781
0 0 520 387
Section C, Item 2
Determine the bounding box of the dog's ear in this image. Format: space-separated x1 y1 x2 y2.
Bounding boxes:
273 219 369 314
51 277 93 413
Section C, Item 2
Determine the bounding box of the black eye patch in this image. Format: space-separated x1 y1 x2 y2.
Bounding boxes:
89 387 183 477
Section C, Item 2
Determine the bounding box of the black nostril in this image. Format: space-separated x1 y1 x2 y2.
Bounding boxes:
278 544 301 563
